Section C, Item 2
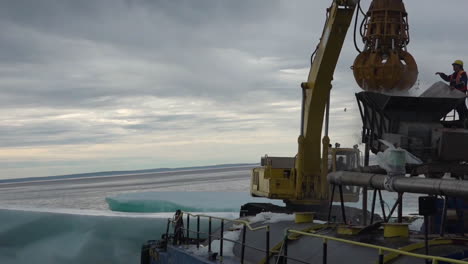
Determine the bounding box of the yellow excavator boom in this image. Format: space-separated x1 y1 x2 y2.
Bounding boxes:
251 0 357 205
295 1 356 202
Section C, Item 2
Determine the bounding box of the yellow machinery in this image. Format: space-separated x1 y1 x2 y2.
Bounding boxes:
250 0 417 207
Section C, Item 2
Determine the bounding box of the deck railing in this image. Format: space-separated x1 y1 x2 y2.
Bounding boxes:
165 212 468 264
165 212 271 264
280 228 468 264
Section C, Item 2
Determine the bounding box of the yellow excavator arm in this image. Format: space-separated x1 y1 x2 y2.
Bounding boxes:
295 1 357 203
251 0 357 205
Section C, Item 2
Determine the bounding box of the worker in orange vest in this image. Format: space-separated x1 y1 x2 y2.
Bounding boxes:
436 60 467 92
436 60 468 124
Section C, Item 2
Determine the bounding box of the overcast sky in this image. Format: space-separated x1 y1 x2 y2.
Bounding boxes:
0 0 465 178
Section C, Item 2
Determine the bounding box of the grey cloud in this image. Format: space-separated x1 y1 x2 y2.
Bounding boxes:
0 0 466 177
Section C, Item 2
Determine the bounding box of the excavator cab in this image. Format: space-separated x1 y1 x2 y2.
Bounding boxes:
250 146 362 203
329 147 361 202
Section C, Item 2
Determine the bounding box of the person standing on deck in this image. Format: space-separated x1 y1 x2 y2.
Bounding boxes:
436 60 468 122
173 209 184 245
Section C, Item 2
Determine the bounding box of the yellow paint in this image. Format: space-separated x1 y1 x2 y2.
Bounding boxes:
295 212 314 224
287 229 468 264
259 223 329 264
337 225 362 235
383 239 454 263
383 223 409 238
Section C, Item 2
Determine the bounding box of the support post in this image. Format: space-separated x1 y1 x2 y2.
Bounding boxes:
398 193 403 223
323 238 328 264
208 217 212 253
378 249 384 264
220 219 224 261
378 190 387 222
363 187 368 225
328 184 336 222
440 196 448 237
165 219 170 248
241 224 246 264
370 189 377 224
339 185 347 224
197 215 200 249
425 215 430 264
186 213 190 244
387 194 402 221
265 227 270 264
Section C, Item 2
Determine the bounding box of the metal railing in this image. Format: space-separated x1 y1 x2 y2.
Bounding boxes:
279 229 468 264
165 212 271 264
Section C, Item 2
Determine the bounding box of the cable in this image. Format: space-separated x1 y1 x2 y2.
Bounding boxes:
360 12 367 39
353 0 362 53
358 1 366 16
310 1 332 66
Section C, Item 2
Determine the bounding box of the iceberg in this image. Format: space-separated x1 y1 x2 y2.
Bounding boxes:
106 191 284 213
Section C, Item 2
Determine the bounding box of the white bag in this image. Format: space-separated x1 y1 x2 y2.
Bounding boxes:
376 139 422 176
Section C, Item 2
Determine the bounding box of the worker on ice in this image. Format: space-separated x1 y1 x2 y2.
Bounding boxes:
436 60 467 92
436 60 468 121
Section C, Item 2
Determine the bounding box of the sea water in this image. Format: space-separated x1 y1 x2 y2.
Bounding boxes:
0 207 238 264
0 166 420 264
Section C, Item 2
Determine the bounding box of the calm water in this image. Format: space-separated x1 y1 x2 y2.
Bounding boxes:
0 165 420 264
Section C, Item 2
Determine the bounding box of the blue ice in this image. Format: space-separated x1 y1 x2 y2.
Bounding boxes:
106 191 284 213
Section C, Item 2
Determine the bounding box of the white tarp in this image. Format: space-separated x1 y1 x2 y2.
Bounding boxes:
419 81 466 98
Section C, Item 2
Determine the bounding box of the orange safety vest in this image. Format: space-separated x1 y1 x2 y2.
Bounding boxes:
449 70 467 91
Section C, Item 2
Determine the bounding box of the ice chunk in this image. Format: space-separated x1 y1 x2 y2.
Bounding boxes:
419 81 466 98
376 139 422 176
247 212 295 224
106 191 284 213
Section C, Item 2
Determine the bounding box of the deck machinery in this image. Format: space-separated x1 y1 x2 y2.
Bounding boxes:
356 91 468 177
143 0 468 263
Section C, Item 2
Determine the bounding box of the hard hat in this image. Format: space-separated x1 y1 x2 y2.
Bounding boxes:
452 60 464 66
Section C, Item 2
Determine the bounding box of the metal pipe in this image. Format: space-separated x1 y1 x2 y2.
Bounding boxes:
328 171 468 198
